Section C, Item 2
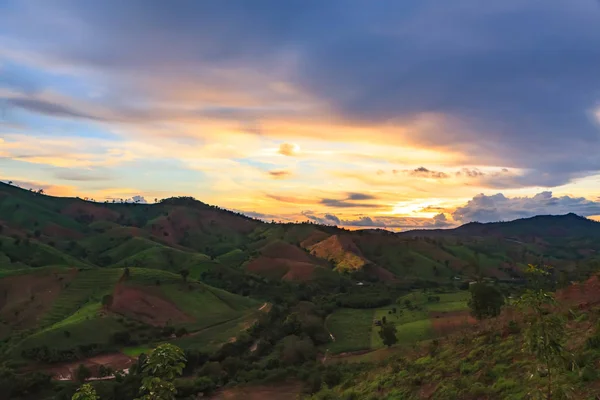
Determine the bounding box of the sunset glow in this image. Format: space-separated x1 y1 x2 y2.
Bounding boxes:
2 1 600 230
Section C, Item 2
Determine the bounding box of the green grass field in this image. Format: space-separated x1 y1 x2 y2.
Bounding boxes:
328 290 471 354
122 345 153 357
325 308 374 353
171 312 258 352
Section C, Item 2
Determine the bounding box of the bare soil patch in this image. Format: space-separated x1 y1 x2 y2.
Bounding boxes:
209 381 303 400
260 241 314 263
62 202 119 221
246 257 317 281
430 310 476 336
110 284 192 326
0 270 76 333
557 275 600 307
42 223 83 239
45 352 134 380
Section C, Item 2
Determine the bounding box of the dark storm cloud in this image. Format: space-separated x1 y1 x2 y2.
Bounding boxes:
2 1 600 186
452 191 600 223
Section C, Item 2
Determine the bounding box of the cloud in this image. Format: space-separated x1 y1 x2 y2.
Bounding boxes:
338 214 454 229
2 0 600 207
346 192 377 201
324 213 341 224
1 178 78 197
319 198 380 209
278 143 300 156
409 167 448 179
452 191 600 223
5 97 103 121
456 168 485 178
268 170 292 179
433 212 447 226
53 168 113 181
131 195 147 204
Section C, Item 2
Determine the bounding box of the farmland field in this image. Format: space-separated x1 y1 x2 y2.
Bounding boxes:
325 308 374 353
329 290 472 354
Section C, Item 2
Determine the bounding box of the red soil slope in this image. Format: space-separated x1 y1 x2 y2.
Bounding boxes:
110 285 192 326
557 275 600 307
245 257 317 282
62 202 119 221
0 269 76 335
260 241 314 263
430 310 477 336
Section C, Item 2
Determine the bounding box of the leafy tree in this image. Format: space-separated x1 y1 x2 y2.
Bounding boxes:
517 264 570 400
468 282 504 320
179 268 189 283
137 344 186 400
72 383 99 400
74 364 92 383
378 321 398 347
101 294 113 309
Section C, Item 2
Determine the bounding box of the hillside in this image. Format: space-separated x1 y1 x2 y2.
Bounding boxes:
3 182 600 398
1 182 599 287
310 275 600 400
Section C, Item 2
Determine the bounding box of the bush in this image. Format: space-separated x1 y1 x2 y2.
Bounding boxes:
111 331 131 345
507 320 520 334
580 365 597 382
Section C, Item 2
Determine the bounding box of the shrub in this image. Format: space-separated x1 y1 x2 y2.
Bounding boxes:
507 320 520 334
580 365 597 382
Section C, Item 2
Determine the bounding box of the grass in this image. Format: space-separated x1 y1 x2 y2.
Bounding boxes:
49 302 101 331
160 284 243 330
40 268 122 326
328 291 470 354
122 345 153 357
171 312 258 352
326 308 374 354
122 267 259 330
14 315 126 354
427 301 469 312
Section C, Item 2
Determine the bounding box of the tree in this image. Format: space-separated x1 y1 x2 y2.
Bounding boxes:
468 282 504 320
74 364 91 384
517 264 570 400
72 383 99 400
378 321 398 347
101 294 113 309
179 268 189 283
137 344 186 400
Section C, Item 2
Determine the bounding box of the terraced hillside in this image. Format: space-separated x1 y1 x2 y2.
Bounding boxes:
1 182 599 287
1 267 261 365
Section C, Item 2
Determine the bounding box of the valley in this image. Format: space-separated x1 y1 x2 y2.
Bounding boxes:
2 182 600 399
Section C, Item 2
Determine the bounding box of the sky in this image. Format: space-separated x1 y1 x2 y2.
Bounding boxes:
1 0 600 230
